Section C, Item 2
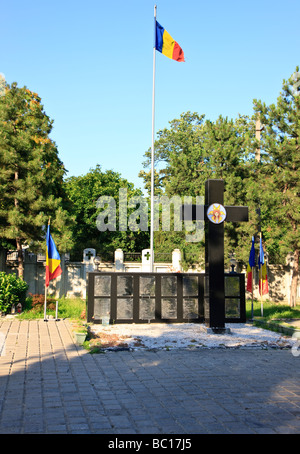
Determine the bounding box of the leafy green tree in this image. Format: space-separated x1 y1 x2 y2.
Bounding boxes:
140 112 205 197
0 82 73 278
65 165 149 260
139 112 207 268
253 68 300 306
140 112 257 266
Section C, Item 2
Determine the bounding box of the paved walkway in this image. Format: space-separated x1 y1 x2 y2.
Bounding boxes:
0 319 300 434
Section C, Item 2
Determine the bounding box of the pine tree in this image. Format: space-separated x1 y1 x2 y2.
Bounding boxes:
0 82 73 278
253 68 300 306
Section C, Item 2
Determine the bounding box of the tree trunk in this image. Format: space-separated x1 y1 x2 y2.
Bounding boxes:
14 169 24 279
290 249 299 307
16 237 24 280
0 248 7 272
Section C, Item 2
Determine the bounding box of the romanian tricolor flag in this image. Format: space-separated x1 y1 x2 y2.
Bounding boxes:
155 21 185 62
258 236 269 295
246 236 256 292
46 224 62 287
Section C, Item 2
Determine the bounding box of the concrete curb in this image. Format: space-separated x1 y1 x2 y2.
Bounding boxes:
253 318 300 337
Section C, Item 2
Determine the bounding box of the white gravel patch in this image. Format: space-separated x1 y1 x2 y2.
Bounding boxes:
90 322 294 350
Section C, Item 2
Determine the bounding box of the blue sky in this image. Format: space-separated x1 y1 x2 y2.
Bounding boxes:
2 0 299 191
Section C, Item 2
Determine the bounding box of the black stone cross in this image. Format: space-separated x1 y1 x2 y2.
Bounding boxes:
181 179 248 333
85 250 93 260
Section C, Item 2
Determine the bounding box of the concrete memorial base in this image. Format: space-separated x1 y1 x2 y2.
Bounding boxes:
201 326 231 335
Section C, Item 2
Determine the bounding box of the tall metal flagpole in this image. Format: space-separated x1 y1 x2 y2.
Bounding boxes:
44 282 47 321
256 116 263 316
44 219 50 321
259 232 264 317
150 4 157 272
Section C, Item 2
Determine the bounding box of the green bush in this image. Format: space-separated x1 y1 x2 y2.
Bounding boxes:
0 272 28 314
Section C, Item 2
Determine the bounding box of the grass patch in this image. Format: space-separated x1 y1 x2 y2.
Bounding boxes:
17 295 86 321
246 299 300 321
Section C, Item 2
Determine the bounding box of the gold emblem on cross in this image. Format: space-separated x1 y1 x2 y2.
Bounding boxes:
207 204 227 224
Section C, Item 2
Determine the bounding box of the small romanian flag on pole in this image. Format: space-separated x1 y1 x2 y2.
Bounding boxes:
46 223 62 287
258 235 269 296
246 236 256 292
155 21 185 62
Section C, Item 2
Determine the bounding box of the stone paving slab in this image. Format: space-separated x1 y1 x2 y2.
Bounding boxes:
0 319 300 434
